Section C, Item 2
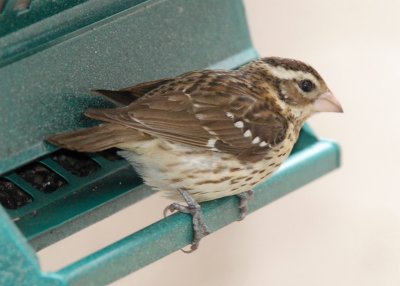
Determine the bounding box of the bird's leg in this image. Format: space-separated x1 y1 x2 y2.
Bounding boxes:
237 190 254 220
163 189 210 253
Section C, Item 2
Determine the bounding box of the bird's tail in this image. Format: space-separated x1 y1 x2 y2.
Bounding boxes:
47 124 145 152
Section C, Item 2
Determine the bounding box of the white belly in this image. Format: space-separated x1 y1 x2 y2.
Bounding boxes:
118 138 293 202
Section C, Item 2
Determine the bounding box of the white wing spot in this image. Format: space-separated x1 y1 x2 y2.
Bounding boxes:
182 88 192 99
131 117 147 126
234 121 244 128
252 136 261 144
207 139 216 148
195 113 205 120
203 125 217 135
243 130 252 138
226 112 234 119
259 141 268 147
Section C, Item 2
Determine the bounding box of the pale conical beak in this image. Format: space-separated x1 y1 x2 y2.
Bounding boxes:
313 91 343 113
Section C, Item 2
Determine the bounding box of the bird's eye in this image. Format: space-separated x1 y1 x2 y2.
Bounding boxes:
299 80 315 92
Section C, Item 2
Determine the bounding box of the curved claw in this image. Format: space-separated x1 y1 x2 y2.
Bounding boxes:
163 202 185 218
181 242 199 253
163 189 210 253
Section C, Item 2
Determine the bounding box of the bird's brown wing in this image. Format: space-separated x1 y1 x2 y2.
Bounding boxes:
47 123 150 152
92 78 175 106
86 73 288 162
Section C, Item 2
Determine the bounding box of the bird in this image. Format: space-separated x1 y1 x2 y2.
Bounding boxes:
48 57 343 252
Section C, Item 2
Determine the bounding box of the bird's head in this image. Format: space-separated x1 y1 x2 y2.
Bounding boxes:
246 57 343 124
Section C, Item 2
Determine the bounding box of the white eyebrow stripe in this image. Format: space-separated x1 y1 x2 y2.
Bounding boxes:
265 63 319 86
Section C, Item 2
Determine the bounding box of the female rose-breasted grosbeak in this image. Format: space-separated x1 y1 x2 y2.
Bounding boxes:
48 57 343 251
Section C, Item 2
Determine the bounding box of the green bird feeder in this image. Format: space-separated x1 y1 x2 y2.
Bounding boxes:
0 0 341 285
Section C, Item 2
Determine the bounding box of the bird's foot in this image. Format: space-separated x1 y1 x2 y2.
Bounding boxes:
164 189 210 253
237 190 254 221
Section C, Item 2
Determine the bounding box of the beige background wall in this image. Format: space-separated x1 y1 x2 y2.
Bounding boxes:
38 1 400 285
